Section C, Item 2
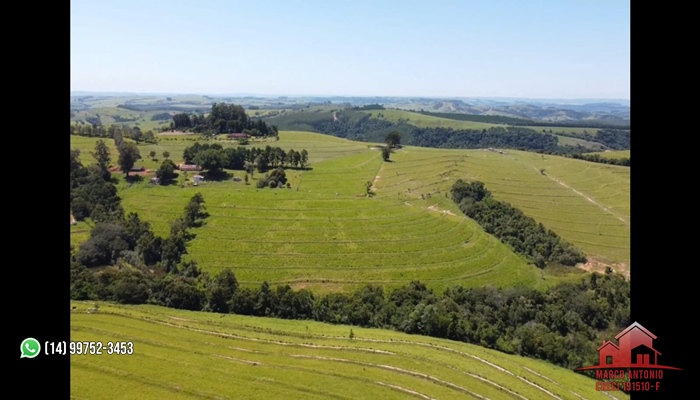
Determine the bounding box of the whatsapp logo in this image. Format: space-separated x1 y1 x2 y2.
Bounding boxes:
20 338 41 358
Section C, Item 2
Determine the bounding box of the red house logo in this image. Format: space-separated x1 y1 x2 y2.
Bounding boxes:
578 322 682 370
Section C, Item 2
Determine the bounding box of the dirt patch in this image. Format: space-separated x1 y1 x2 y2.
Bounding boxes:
427 205 457 216
578 258 629 279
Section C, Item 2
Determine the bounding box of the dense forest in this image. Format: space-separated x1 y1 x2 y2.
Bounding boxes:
451 180 587 267
70 138 630 374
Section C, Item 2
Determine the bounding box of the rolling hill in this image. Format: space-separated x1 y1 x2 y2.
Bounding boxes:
71 301 628 400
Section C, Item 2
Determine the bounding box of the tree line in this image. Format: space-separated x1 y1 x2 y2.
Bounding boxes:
170 102 279 137
451 180 587 268
182 142 309 174
569 153 630 167
70 263 629 372
70 123 158 144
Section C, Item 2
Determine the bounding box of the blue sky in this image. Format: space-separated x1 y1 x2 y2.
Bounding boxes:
70 0 630 99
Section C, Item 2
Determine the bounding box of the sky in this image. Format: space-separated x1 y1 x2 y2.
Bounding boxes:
70 0 630 99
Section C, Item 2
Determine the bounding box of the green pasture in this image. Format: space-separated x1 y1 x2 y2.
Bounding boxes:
70 302 626 400
374 147 630 267
368 110 497 130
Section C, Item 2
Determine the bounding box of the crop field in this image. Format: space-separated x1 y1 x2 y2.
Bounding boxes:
373 147 630 269
70 301 625 400
70 131 625 292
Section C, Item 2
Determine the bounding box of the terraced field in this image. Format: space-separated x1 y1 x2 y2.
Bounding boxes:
70 302 627 400
71 131 626 292
374 147 630 270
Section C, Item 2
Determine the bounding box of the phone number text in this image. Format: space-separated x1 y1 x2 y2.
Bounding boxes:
45 341 134 355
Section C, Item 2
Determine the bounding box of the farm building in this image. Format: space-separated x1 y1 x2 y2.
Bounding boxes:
193 175 205 183
130 166 145 172
150 177 161 184
178 163 202 171
227 133 250 140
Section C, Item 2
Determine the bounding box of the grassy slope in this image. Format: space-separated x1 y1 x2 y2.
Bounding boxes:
70 301 625 400
70 132 628 290
374 146 630 269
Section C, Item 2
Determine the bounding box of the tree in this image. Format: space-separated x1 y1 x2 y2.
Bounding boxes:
163 151 170 159
382 146 391 161
300 149 308 169
156 159 177 184
149 150 157 160
91 140 111 171
193 149 227 174
117 142 141 176
386 131 401 148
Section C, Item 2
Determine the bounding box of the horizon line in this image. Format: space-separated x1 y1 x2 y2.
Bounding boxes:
70 91 630 102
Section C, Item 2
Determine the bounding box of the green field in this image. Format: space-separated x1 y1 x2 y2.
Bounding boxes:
71 131 628 291
587 150 630 159
374 147 630 270
71 301 625 400
369 109 497 130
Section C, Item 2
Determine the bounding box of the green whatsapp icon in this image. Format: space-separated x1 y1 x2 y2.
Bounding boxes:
20 338 41 358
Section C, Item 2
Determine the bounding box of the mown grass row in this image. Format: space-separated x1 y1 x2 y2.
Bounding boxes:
70 301 626 400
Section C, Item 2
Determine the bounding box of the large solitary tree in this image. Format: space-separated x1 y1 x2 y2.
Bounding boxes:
118 142 142 176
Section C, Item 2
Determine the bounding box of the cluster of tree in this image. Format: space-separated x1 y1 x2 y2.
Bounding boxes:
411 126 561 152
554 129 630 150
151 112 172 121
352 104 385 110
112 115 139 123
569 153 630 167
70 146 122 222
69 265 629 371
85 116 102 126
451 180 587 267
183 142 309 174
170 103 279 137
256 167 290 189
70 123 158 144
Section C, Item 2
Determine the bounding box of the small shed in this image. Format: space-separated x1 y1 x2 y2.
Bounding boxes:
150 177 161 185
193 175 205 183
